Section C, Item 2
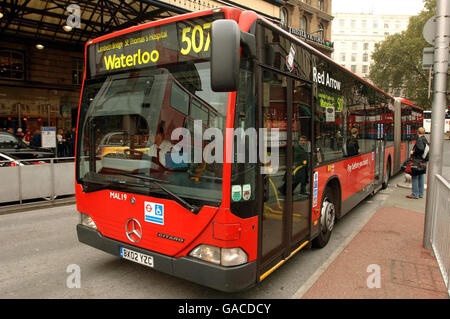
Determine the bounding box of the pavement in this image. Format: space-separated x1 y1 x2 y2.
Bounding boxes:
296 173 449 299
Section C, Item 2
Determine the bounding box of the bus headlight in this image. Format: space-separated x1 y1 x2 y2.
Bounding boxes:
80 212 97 230
189 245 248 266
221 247 248 266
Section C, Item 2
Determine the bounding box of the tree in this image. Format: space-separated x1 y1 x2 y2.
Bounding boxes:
369 0 436 108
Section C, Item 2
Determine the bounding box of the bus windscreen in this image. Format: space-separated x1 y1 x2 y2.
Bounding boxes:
77 13 229 207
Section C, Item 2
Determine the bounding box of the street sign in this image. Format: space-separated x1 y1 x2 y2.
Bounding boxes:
423 16 436 46
422 47 450 70
422 47 434 70
41 127 56 148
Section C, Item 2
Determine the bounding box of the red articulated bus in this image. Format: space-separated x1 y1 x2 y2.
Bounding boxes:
75 6 423 292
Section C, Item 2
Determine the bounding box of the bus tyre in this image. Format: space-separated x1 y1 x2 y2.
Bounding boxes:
313 188 336 248
382 160 391 189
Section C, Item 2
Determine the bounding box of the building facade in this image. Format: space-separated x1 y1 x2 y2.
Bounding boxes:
331 12 411 81
0 41 83 135
161 0 335 56
280 0 334 56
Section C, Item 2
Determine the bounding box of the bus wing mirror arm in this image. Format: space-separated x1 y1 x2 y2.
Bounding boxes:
240 31 256 59
263 175 270 203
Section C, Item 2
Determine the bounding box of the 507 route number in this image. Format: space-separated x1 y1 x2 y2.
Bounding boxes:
180 23 212 55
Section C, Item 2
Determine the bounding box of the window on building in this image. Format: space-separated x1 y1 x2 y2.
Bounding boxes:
351 20 356 28
352 42 358 50
351 65 357 73
340 53 346 62
339 19 345 27
351 53 357 62
362 20 367 28
301 16 308 31
0 49 25 80
280 7 288 26
363 43 369 50
318 0 324 11
318 23 325 39
363 53 368 62
362 65 368 74
384 23 389 29
72 58 84 85
373 21 378 28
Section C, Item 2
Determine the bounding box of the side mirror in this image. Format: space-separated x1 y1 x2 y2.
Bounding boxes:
210 20 240 92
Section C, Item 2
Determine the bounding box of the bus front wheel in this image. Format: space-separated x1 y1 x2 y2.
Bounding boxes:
313 188 336 248
382 159 391 189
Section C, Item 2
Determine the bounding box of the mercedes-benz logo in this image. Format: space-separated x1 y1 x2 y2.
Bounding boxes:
125 219 142 243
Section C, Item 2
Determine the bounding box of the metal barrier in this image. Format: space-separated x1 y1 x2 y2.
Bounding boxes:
0 157 75 205
431 174 450 297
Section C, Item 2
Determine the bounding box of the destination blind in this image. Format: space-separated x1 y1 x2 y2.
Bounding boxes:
88 13 224 78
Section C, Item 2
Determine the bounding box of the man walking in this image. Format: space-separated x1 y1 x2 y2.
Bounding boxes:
407 127 429 199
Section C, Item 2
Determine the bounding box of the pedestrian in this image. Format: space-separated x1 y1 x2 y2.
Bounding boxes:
57 129 66 157
69 127 76 157
31 129 41 147
23 129 32 145
15 128 24 139
407 127 429 199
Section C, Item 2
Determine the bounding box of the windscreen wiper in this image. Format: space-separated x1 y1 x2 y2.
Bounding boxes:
82 176 141 193
114 172 199 214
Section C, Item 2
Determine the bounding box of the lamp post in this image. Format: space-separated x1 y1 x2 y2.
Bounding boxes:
423 0 449 249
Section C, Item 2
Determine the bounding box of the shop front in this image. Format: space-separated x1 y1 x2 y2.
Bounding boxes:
0 86 79 137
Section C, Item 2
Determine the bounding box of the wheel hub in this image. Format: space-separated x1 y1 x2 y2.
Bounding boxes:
321 198 335 232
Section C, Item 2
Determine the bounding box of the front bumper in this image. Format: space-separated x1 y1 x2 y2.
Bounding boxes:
77 224 257 292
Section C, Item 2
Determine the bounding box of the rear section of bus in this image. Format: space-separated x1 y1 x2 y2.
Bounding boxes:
75 7 259 292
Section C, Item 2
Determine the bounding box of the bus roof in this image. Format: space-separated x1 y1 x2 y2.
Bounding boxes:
256 13 396 101
84 7 242 47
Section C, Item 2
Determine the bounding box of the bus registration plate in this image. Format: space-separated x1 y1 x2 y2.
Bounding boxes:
120 247 154 268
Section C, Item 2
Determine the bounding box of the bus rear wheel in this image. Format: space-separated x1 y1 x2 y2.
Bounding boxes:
313 188 336 248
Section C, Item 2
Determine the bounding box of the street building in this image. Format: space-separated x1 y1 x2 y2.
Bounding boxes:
280 0 334 57
331 12 411 85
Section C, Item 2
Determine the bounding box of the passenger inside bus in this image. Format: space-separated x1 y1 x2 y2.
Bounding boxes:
346 127 360 157
278 135 310 195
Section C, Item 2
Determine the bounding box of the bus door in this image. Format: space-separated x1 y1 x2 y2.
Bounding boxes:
259 69 311 274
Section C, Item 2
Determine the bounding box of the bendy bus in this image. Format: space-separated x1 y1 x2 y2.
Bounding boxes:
75 7 423 292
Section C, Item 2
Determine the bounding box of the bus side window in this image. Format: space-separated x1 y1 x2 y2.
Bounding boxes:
170 82 189 115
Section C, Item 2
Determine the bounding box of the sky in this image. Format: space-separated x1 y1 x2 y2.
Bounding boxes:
333 0 425 15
